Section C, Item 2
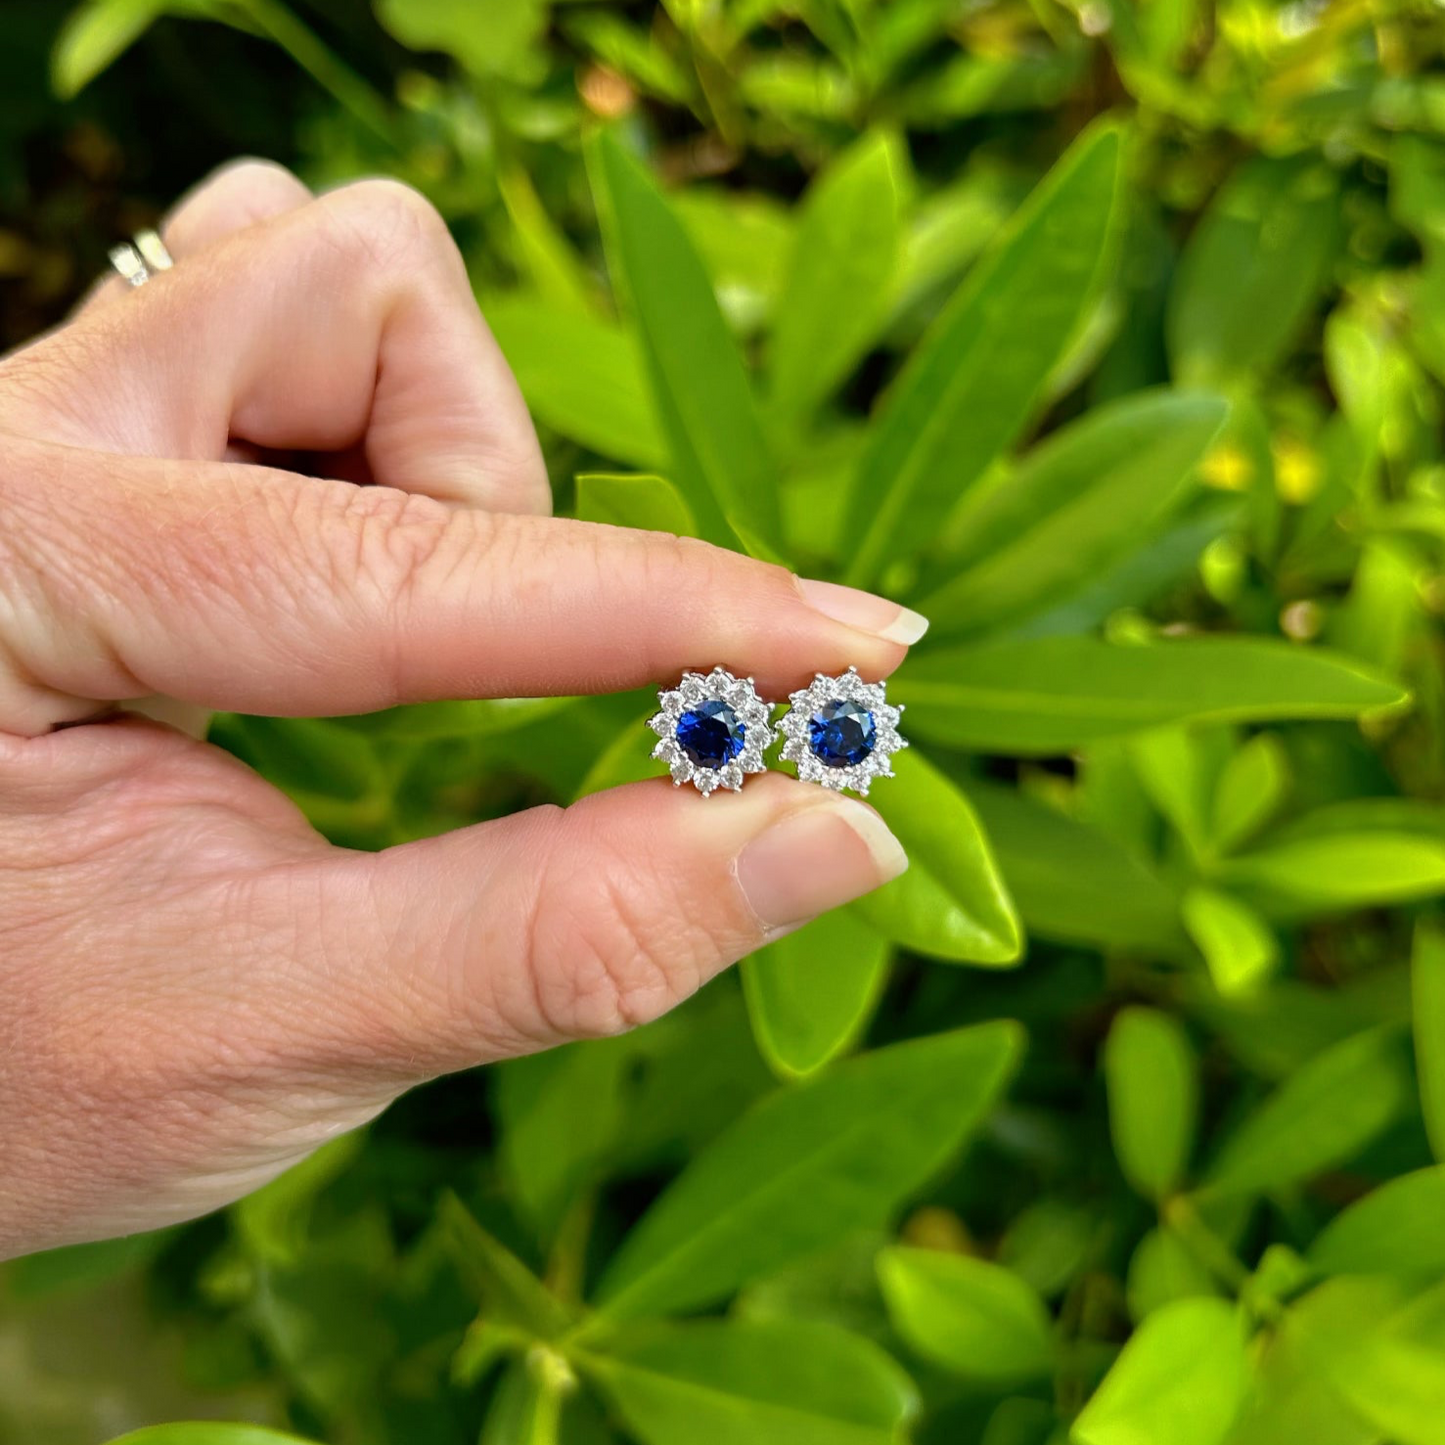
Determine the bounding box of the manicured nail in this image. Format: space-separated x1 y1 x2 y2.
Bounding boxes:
735 796 909 932
797 578 929 646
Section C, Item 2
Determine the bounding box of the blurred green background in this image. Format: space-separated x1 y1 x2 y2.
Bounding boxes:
6 2 1445 1443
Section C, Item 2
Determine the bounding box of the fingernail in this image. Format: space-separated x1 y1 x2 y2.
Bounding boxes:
735 797 909 932
797 578 930 646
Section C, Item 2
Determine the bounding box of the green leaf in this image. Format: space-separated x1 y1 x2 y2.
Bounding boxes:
232 715 381 802
876 1246 1055 1381
485 295 665 469
851 748 1022 964
437 1194 575 1341
52 0 169 98
1310 1166 1445 1276
376 0 546 80
982 1398 1060 1445
580 1319 917 1445
769 131 905 424
1413 924 1445 1163
574 472 698 536
921 390 1228 641
1204 1028 1411 1197
1167 157 1340 385
104 1430 320 1445
497 1039 631 1242
586 129 780 552
840 121 1123 588
1125 1228 1220 1323
997 1200 1095 1299
1210 733 1289 854
893 637 1404 755
1181 887 1279 998
1104 1007 1198 1201
1220 833 1445 914
967 780 1183 953
337 695 578 743
1292 1278 1445 1445
741 909 890 1080
6 1228 173 1301
1071 1298 1247 1445
592 1021 1024 1321
231 1134 364 1268
1233 1277 1400 1445
1128 727 1222 857
497 166 597 317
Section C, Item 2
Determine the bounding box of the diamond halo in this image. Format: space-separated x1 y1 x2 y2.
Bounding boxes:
777 666 907 797
647 667 775 796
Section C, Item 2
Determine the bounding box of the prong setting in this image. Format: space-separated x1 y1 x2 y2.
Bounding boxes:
647 667 775 796
777 666 907 797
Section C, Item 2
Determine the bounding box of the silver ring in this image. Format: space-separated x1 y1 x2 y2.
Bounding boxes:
108 229 174 288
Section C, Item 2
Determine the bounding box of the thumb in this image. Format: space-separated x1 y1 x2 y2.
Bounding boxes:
259 775 907 1075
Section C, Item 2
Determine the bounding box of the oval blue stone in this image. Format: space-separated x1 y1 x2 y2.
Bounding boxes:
809 699 876 768
676 699 746 771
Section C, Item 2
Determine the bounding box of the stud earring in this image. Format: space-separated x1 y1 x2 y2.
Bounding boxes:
776 667 906 796
647 667 775 796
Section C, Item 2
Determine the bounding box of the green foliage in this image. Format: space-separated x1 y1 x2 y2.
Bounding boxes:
8 1 1445 1442
876 1246 1055 1382
1104 1007 1198 1202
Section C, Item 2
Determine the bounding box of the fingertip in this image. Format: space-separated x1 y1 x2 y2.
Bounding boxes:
795 577 929 647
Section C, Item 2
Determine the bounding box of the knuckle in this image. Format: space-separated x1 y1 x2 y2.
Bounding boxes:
169 158 309 245
321 177 459 277
309 482 459 609
522 811 703 1042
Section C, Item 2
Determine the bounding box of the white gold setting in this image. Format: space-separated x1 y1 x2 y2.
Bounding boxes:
777 666 907 797
109 229 174 288
647 667 775 796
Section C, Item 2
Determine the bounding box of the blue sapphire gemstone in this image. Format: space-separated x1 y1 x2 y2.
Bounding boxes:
809 699 876 768
676 700 746 771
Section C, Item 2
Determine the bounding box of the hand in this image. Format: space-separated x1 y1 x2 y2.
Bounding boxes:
0 161 923 1259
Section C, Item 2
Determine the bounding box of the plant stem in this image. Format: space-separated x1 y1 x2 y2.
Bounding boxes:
234 0 399 148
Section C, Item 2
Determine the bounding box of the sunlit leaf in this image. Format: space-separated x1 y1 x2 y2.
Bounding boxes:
1104 1007 1198 1201
894 638 1403 755
574 472 698 536
486 295 665 469
839 121 1123 587
769 131 905 424
1072 1298 1247 1445
1412 924 1445 1163
922 390 1227 640
52 0 169 98
587 128 780 553
876 1246 1054 1381
852 748 1021 964
1182 887 1279 998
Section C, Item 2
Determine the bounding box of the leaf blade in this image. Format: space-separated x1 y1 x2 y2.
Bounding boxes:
893 637 1404 755
840 121 1124 587
581 1319 917 1445
1104 1007 1199 1201
921 390 1228 641
1071 1298 1247 1445
851 748 1022 964
593 1022 1024 1321
586 128 780 552
877 1246 1055 1381
741 910 891 1080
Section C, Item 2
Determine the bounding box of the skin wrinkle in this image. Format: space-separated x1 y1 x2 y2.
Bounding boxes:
0 165 910 1257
